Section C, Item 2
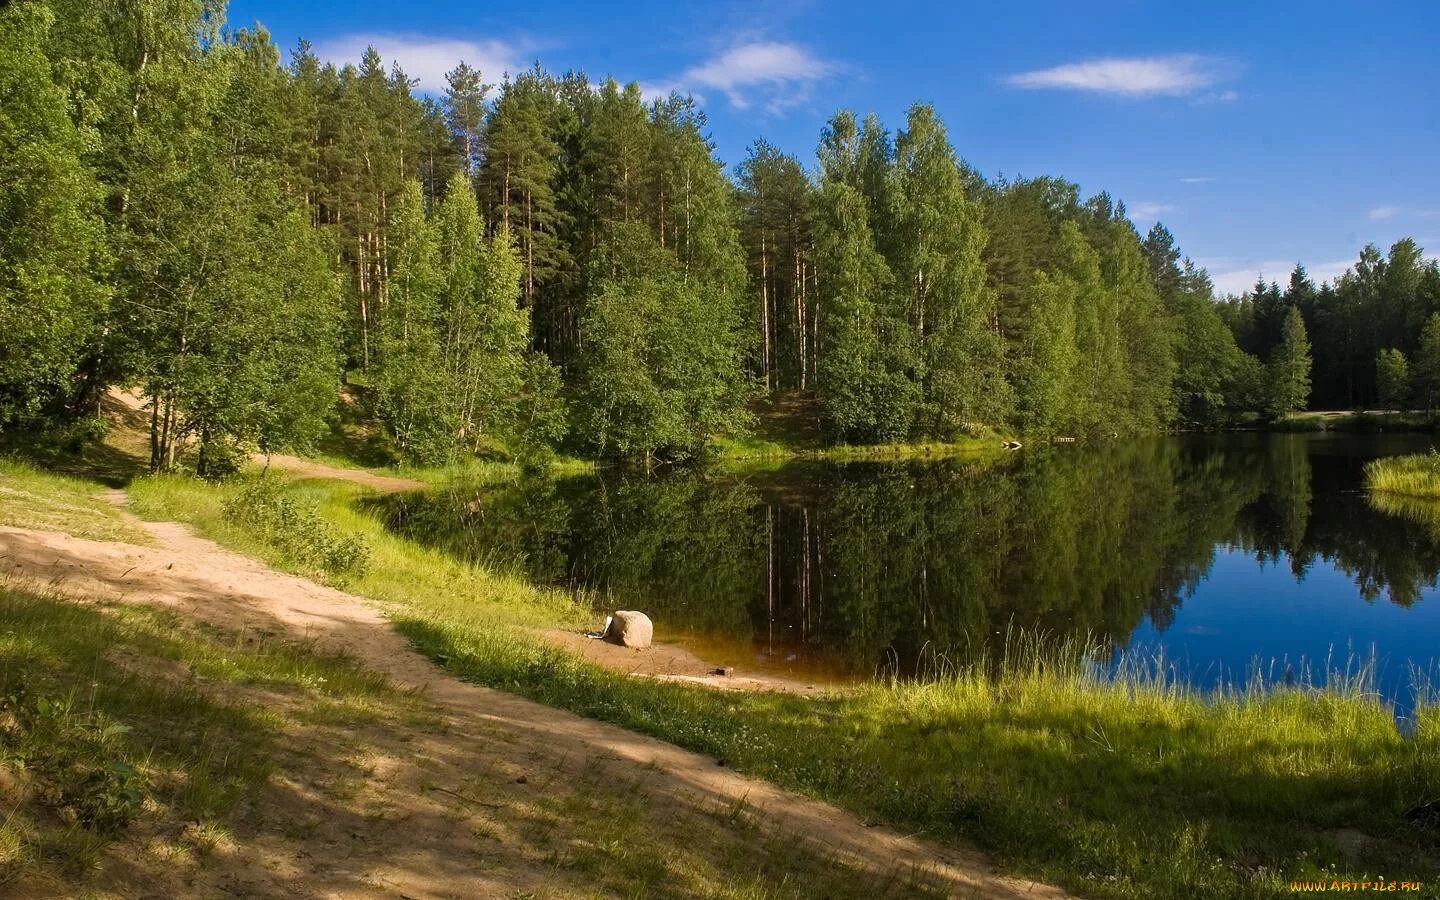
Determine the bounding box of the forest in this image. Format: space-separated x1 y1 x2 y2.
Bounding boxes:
4 0 1440 469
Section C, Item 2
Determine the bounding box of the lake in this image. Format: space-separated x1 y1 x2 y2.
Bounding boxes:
376 433 1440 717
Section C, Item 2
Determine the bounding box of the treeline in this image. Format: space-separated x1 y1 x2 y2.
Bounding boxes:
4 0 1439 471
1218 242 1440 413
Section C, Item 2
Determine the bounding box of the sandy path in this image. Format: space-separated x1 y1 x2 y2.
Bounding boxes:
541 628 836 695
0 517 1067 899
255 453 427 493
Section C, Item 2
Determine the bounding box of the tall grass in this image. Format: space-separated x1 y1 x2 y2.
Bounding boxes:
1365 450 1440 499
399 619 1440 899
128 470 1440 899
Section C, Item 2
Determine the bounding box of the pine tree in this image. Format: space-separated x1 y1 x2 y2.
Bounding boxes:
1251 278 1289 358
1266 306 1312 418
444 62 490 176
585 79 650 226
1141 223 1183 310
482 70 566 345
1414 314 1440 412
736 140 814 390
1375 348 1410 411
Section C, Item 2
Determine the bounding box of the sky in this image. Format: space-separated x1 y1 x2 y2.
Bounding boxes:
226 0 1440 295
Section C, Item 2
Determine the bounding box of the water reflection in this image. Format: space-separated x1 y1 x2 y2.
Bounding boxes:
373 433 1440 703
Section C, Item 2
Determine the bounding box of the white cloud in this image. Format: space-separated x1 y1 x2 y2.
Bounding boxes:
1128 201 1175 221
1194 89 1239 104
1369 205 1399 222
311 34 527 93
653 41 837 112
1180 176 1216 184
1007 54 1234 97
1209 259 1353 296
636 81 690 104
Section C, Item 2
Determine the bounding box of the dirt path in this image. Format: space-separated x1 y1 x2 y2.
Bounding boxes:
255 453 427 493
0 515 1067 899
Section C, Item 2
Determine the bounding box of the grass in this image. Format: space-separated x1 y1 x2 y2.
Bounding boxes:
398 625 1440 899
125 467 1440 899
0 561 953 898
0 458 151 544
127 470 585 630
492 756 956 898
1277 410 1440 433
0 584 413 890
715 390 1018 462
1366 450 1440 500
710 431 1014 462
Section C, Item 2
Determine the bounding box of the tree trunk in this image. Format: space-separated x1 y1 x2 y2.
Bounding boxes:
148 395 161 473
761 232 771 392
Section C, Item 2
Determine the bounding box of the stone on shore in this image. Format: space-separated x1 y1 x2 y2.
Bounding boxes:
607 610 653 649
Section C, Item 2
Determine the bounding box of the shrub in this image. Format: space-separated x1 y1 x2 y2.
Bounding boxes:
0 679 146 834
222 479 371 580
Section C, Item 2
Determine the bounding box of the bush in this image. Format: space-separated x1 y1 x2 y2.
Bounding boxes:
0 679 146 834
194 436 248 481
222 479 370 580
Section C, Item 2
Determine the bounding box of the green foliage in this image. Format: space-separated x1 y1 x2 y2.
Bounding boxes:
811 176 914 442
372 180 447 460
572 226 752 458
892 104 1011 434
1376 348 1411 410
222 478 371 579
0 2 110 429
1266 307 1312 418
481 69 567 314
11 0 1440 468
737 139 816 392
1014 266 1079 432
1 686 146 834
373 177 557 464
1260 241 1440 410
1412 314 1440 411
511 353 569 467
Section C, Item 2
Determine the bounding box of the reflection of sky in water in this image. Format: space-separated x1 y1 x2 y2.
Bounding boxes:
1126 546 1440 720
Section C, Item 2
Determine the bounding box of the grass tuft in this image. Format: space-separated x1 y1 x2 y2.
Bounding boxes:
1366 450 1440 500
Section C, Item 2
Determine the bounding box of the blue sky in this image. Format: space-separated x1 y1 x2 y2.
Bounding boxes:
228 0 1439 295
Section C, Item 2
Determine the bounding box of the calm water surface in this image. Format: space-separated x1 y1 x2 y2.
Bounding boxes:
377 433 1440 713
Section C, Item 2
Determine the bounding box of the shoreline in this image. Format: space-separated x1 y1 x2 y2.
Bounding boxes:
5 450 1438 898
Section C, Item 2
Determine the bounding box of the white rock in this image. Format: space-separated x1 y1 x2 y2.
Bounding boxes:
607 610 653 649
